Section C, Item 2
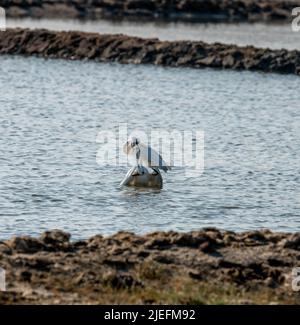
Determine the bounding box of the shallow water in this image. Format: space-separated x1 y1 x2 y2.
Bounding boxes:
7 18 300 50
0 56 299 239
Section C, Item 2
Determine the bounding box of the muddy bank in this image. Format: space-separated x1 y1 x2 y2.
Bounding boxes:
1 0 299 22
0 229 299 304
1 28 300 75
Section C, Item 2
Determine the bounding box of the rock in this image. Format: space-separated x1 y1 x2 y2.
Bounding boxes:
153 254 174 264
196 55 213 65
0 228 299 304
103 271 143 289
120 165 163 188
283 233 300 250
18 270 32 282
39 230 72 251
6 6 28 18
239 231 269 246
6 237 45 254
40 230 71 245
87 234 104 249
199 240 215 253
145 237 171 250
1 28 298 76
2 0 299 22
222 55 236 68
103 257 132 269
171 233 206 248
267 257 292 267
0 241 13 255
188 271 203 280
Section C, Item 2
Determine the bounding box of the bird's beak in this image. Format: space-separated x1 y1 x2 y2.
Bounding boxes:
123 141 129 155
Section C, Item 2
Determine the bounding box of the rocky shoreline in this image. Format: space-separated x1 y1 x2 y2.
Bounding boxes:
0 229 299 304
1 0 299 22
0 28 300 75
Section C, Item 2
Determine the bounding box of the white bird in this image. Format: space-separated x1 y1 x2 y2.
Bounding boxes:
123 137 171 175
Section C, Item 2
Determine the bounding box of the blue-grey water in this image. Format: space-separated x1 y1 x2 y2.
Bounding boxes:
0 56 299 239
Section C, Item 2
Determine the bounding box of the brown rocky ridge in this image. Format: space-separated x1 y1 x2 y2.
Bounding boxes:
0 28 300 75
0 228 300 304
1 0 299 22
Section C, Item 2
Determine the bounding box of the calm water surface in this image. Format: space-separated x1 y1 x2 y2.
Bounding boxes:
7 18 300 50
0 56 299 239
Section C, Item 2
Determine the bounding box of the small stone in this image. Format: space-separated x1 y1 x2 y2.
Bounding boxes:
40 230 71 245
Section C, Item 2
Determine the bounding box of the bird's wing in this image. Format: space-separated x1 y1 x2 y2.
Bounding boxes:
139 143 171 172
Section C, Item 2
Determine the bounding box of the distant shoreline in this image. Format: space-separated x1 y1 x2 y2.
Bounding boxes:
1 0 298 23
0 228 299 304
0 28 300 76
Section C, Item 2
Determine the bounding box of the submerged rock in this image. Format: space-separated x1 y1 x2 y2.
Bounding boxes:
120 166 163 188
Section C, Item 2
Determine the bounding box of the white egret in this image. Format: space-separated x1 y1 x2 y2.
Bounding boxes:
123 137 171 174
120 137 171 189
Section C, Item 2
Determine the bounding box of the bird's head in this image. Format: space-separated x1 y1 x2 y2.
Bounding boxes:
127 137 140 148
123 137 140 155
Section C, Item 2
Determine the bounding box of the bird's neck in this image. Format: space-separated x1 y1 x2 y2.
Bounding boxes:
135 145 141 160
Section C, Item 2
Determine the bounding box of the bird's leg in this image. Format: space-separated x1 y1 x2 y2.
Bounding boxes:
132 146 144 176
151 167 160 175
131 166 141 176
